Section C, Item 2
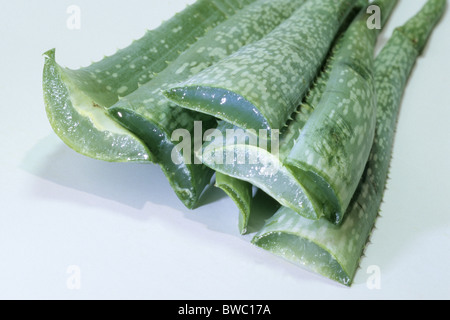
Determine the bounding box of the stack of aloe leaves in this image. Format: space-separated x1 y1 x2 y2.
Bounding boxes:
43 0 446 286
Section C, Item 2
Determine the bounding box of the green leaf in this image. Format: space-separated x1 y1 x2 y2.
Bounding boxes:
215 172 253 234
43 49 152 162
284 0 399 224
252 0 446 286
201 113 320 220
107 0 307 208
43 0 255 162
198 0 382 222
164 0 357 131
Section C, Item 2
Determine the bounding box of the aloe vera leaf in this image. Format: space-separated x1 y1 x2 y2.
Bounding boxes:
284 0 398 224
198 11 353 218
107 0 307 209
164 0 357 131
42 0 255 163
215 172 253 234
43 49 152 162
211 94 319 232
201 29 341 223
202 91 318 229
246 189 282 234
198 1 379 221
252 0 446 286
201 110 321 219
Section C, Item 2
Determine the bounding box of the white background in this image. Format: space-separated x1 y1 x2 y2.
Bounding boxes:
0 0 449 300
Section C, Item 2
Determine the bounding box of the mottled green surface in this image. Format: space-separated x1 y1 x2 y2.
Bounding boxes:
108 0 307 208
43 49 152 162
285 0 399 224
200 111 320 220
252 0 446 286
199 1 383 222
43 0 253 162
165 0 356 130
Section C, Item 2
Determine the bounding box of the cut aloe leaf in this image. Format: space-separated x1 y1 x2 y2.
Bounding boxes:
252 0 446 286
43 0 255 162
201 110 321 220
198 13 351 218
43 49 152 162
246 189 282 234
199 0 387 222
164 0 356 131
215 172 253 234
107 0 307 208
285 0 399 224
213 98 322 232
